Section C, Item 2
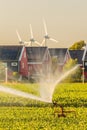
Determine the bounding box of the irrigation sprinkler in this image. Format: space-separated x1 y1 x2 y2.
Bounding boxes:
53 101 76 118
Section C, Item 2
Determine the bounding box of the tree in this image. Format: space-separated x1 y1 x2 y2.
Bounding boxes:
69 40 86 50
63 59 82 82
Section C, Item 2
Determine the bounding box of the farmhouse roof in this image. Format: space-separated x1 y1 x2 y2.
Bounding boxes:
26 47 48 62
69 50 84 64
82 44 87 61
49 48 68 64
0 45 22 61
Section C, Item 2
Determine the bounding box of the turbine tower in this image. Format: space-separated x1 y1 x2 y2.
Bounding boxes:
16 30 29 45
29 24 41 46
41 18 58 46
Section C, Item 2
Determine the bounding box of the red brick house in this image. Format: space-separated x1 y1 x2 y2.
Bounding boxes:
69 50 84 67
49 48 71 72
82 46 87 79
19 46 28 77
0 45 51 80
0 45 28 78
68 48 87 81
26 46 51 79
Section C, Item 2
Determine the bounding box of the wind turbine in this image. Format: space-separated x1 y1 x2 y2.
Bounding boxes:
41 18 58 46
29 24 41 46
16 30 29 45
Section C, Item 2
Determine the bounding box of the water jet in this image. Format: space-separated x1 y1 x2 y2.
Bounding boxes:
0 65 79 104
39 65 79 103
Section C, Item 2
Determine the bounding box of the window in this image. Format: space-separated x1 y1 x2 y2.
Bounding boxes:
11 62 17 66
85 62 87 66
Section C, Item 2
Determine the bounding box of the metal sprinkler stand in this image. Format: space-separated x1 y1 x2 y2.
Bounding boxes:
53 101 76 118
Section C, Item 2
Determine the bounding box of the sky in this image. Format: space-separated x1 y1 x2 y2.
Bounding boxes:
0 0 87 48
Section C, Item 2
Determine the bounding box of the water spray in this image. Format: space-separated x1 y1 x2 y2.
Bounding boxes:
39 65 79 103
0 65 79 104
0 85 51 103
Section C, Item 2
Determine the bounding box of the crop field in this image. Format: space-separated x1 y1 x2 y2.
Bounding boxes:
0 83 87 129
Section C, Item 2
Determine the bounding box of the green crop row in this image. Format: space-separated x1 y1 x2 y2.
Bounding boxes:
0 83 87 107
0 83 86 129
0 107 86 130
53 83 87 107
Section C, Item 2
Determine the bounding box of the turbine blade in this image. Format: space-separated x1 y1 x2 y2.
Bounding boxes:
30 24 33 38
25 41 31 46
43 18 48 35
41 38 45 46
35 41 41 46
49 38 58 43
24 41 30 44
16 30 22 42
